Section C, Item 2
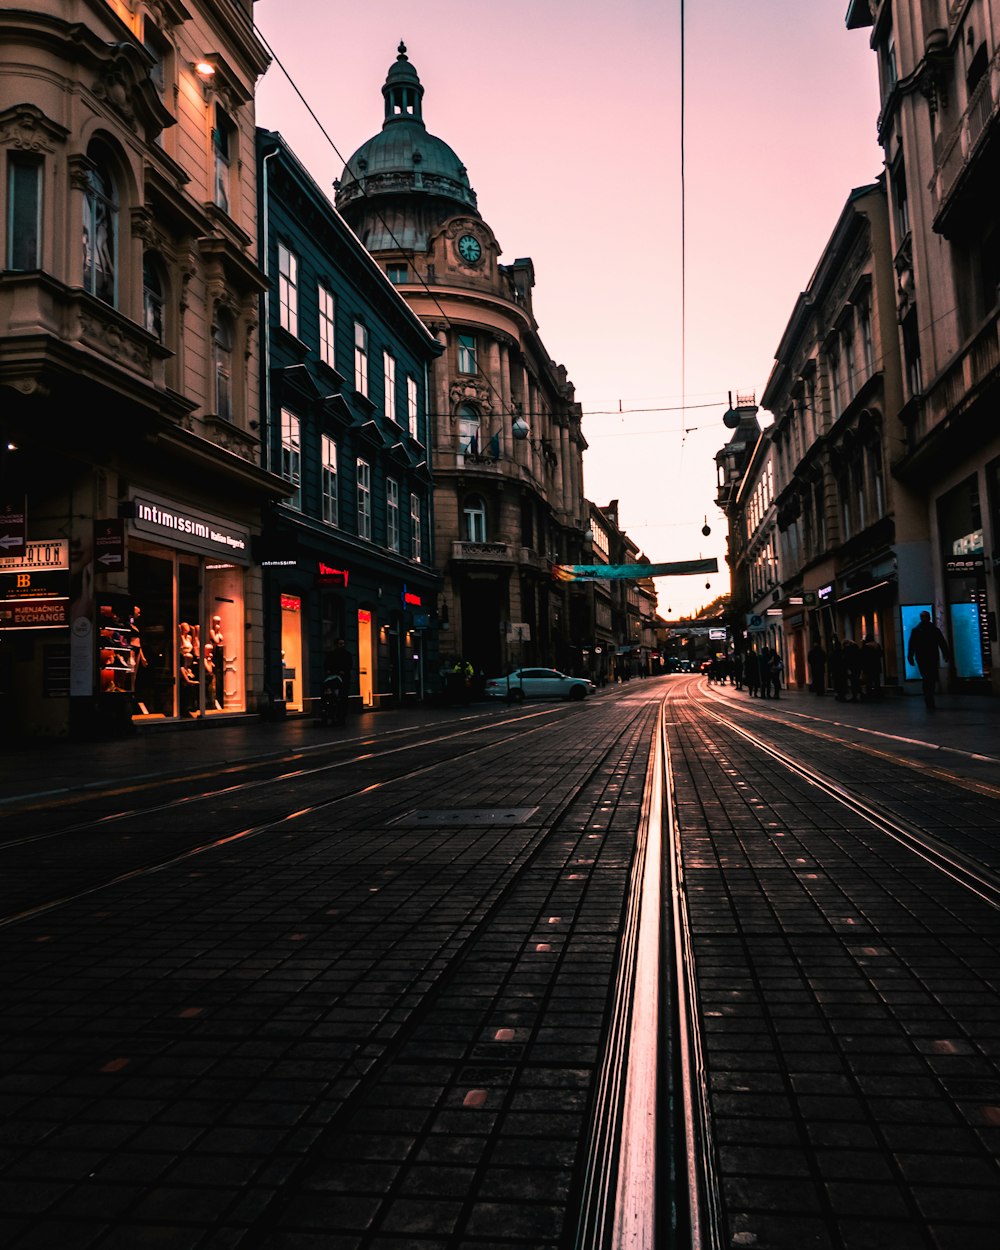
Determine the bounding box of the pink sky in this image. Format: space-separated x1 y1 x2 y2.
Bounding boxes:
254 0 883 617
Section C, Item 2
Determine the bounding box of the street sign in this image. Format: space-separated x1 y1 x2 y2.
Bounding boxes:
94 519 125 572
747 613 765 633
0 496 26 558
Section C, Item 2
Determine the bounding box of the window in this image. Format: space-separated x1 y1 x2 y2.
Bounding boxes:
7 154 41 271
458 404 480 454
463 495 486 543
83 155 117 306
871 441 885 517
387 264 408 284
858 301 874 377
410 493 422 562
813 478 826 551
357 458 371 539
892 160 910 238
387 478 400 551
407 376 418 439
142 253 165 343
281 409 301 509
457 333 477 374
383 351 397 423
143 19 171 111
322 434 338 525
212 106 235 213
213 310 234 419
902 307 922 395
354 322 368 396
842 327 856 400
278 243 298 337
828 345 842 420
318 285 335 367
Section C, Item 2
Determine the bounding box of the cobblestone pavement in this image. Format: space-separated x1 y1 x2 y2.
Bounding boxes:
0 692 658 1249
3 677 1000 1248
666 678 1000 1250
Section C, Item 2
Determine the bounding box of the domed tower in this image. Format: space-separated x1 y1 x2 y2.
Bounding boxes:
336 42 479 256
336 45 589 680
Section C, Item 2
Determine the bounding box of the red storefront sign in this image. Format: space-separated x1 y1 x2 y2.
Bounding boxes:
317 562 349 587
0 598 69 629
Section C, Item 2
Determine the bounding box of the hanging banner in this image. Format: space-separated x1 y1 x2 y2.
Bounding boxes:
550 558 718 583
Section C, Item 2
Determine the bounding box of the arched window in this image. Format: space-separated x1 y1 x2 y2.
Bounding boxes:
463 494 486 543
83 154 118 306
214 309 234 419
142 252 166 343
458 404 480 454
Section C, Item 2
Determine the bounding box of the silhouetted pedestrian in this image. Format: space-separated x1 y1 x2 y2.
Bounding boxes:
808 641 826 695
842 638 863 702
861 635 883 700
829 636 848 702
745 650 760 698
907 611 950 711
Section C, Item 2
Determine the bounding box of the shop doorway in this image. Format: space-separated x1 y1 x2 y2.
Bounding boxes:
281 593 303 711
358 608 374 706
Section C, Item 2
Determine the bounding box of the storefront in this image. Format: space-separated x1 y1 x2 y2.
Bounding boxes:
938 476 992 690
260 539 441 714
106 491 252 722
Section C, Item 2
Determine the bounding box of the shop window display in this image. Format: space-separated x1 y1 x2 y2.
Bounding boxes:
126 541 245 719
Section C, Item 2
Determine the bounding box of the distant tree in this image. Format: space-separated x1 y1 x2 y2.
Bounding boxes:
694 593 730 620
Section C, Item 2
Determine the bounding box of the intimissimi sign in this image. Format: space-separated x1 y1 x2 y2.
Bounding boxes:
130 493 251 565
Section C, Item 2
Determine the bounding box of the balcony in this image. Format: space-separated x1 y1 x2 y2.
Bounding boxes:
451 540 511 565
932 47 999 233
0 271 173 402
899 308 1000 474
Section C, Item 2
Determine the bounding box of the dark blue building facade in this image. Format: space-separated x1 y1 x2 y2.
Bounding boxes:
257 130 442 712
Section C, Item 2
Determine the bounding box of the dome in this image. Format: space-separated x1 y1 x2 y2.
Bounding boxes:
335 43 479 220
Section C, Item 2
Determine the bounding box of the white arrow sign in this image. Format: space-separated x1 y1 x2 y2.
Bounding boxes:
0 534 23 549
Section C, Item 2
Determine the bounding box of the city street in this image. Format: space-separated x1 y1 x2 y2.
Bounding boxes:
2 676 999 1249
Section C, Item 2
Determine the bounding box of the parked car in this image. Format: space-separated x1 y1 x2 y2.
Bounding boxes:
485 668 595 703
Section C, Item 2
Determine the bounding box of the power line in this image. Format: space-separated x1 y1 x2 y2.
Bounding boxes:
254 27 586 437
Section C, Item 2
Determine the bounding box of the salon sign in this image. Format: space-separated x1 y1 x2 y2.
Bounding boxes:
130 493 251 564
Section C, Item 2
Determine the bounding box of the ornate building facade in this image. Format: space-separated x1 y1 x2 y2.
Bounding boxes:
847 0 1000 692
334 44 589 677
0 0 285 735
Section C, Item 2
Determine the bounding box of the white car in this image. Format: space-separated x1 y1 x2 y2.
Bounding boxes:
485 667 595 703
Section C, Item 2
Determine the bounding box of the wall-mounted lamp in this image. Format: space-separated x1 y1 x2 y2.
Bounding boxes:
511 416 530 442
194 59 216 83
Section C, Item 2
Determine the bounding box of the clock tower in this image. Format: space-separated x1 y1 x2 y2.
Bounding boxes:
336 45 589 682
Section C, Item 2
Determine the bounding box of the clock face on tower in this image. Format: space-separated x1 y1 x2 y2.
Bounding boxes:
457 234 482 264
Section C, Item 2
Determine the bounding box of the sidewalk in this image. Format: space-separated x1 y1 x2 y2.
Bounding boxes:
705 676 1000 768
0 701 502 807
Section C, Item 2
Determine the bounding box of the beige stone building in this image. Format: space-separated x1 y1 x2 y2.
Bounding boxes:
760 180 914 687
847 0 1000 691
0 0 285 735
335 44 589 678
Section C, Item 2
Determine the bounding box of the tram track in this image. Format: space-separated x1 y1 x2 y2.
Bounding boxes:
696 693 1000 908
659 680 1000 1250
0 700 614 927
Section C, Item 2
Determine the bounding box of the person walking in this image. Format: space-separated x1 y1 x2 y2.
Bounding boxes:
861 635 884 701
842 638 863 702
907 611 950 711
768 647 784 699
829 636 848 702
733 651 745 691
807 640 827 695
745 649 760 698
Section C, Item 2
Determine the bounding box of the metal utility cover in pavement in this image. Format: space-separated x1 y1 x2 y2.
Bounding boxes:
391 807 538 827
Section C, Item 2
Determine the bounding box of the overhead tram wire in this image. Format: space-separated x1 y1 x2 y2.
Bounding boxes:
255 27 795 454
